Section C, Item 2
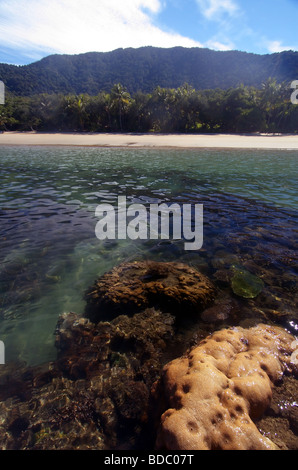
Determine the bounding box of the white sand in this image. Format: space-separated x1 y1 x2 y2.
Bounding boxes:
0 132 298 149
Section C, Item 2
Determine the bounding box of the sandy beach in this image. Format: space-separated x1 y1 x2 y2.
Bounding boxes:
0 132 298 149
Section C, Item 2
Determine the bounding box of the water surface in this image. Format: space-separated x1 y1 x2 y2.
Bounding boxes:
0 146 297 365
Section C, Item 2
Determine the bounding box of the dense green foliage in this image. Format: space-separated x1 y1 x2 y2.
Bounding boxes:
1 47 298 96
1 80 297 133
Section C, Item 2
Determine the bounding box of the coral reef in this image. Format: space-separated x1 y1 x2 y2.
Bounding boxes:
84 261 216 322
156 324 297 450
0 258 297 451
257 375 298 450
0 308 175 450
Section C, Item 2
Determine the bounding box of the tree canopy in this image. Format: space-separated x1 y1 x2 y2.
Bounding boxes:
1 80 297 134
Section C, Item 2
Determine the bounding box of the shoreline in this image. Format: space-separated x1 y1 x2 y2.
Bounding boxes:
1 131 298 149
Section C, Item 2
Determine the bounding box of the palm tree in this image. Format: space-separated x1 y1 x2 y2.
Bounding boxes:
260 78 282 131
62 94 89 131
110 84 131 131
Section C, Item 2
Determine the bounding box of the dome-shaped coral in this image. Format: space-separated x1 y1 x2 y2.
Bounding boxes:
156 324 297 450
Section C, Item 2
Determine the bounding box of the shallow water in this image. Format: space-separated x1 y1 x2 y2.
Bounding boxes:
0 146 297 366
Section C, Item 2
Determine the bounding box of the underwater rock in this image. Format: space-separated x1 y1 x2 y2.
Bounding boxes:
148 240 182 260
257 375 298 449
156 324 297 450
211 251 240 270
55 308 175 382
0 372 106 450
201 298 238 323
84 261 216 322
231 266 264 299
0 307 175 450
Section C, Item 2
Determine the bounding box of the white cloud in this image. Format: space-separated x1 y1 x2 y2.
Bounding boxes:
266 40 296 53
195 0 239 53
196 0 239 20
0 0 202 61
205 39 235 51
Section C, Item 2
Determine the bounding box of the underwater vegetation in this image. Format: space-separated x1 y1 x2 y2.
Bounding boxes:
231 266 264 299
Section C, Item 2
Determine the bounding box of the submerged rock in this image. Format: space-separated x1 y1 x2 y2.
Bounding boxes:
257 375 298 450
84 260 216 322
0 307 176 450
155 324 297 451
1 249 297 450
201 298 238 323
55 308 175 382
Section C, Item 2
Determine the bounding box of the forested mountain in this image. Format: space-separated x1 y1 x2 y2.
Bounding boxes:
0 47 298 96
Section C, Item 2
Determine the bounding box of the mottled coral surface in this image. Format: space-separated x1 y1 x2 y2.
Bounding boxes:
157 324 297 450
85 261 216 321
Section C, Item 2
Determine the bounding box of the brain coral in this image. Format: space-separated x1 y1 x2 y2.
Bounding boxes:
156 324 297 450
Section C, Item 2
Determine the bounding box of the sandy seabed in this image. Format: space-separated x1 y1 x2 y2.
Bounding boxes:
1 132 298 149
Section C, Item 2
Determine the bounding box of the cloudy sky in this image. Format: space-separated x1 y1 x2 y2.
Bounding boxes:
0 0 297 65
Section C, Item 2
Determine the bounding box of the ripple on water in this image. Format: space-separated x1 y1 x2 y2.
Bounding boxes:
0 146 297 366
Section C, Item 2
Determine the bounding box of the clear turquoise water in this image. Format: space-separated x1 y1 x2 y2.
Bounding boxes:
0 146 297 365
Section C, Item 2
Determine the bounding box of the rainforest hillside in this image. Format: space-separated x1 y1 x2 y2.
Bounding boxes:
0 47 298 96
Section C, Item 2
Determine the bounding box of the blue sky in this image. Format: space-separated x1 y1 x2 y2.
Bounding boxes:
0 0 297 65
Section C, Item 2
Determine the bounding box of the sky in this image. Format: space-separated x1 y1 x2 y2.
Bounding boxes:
0 0 297 65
